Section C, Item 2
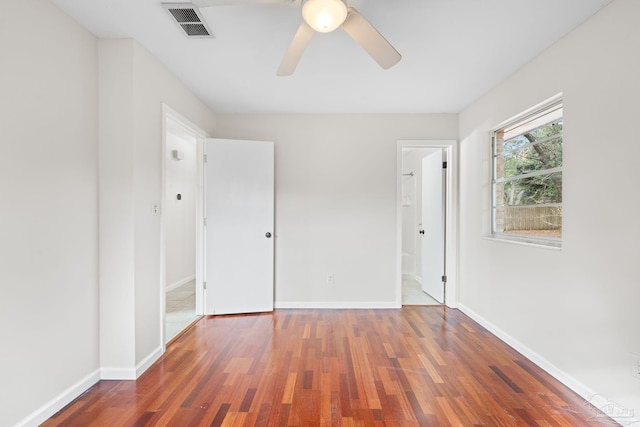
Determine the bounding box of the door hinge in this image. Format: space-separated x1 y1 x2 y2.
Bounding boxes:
203 281 207 290
442 275 447 283
204 154 208 163
204 218 207 226
442 161 448 169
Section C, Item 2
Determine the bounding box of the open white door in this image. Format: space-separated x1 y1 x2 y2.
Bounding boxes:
204 139 274 315
421 151 445 303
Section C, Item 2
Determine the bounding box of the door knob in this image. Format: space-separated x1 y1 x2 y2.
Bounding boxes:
419 229 425 235
265 232 272 238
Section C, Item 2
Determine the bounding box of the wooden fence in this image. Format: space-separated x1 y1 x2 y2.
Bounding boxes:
502 206 562 231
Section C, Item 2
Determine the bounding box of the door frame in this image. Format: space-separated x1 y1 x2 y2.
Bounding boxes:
160 104 208 350
396 140 458 308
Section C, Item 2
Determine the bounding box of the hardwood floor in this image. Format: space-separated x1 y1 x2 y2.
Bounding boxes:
44 308 613 426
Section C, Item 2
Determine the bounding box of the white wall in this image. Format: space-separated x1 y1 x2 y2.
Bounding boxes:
99 39 216 376
98 39 137 378
214 114 458 307
401 151 418 276
0 0 99 426
458 0 640 414
164 128 197 289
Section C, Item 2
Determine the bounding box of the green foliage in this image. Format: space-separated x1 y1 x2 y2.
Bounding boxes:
501 120 563 206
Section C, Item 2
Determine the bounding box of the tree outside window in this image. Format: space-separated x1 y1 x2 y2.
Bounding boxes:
492 102 563 246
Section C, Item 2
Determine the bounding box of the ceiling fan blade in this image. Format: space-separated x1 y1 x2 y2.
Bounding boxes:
276 21 315 76
341 7 401 70
193 0 293 7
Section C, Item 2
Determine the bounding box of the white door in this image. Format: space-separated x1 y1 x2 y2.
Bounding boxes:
421 151 445 303
204 139 274 315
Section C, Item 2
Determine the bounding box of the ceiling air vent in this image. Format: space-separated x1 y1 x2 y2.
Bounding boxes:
162 3 213 38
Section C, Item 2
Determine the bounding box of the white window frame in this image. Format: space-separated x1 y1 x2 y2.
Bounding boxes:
490 96 563 248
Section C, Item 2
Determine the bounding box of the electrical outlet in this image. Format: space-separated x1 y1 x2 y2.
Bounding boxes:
631 353 640 380
326 273 335 285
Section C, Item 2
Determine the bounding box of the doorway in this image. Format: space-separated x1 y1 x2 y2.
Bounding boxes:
162 107 206 345
396 140 458 307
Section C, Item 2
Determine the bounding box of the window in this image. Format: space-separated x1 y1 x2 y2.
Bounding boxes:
492 100 563 247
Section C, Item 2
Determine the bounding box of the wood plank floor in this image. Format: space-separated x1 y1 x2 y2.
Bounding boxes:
44 307 613 426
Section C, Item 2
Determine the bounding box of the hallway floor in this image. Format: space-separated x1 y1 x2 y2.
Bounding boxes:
402 277 441 305
165 280 198 343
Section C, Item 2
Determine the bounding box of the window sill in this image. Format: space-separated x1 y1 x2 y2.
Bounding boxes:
483 234 562 250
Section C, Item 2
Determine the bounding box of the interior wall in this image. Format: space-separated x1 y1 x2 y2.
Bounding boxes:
214 114 458 307
458 0 640 413
99 39 216 375
401 151 417 276
164 129 197 289
0 0 99 425
98 39 137 378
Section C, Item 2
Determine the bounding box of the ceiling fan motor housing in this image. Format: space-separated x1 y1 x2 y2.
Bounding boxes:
302 0 348 33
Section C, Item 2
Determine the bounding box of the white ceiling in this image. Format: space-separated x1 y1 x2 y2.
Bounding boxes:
50 0 611 114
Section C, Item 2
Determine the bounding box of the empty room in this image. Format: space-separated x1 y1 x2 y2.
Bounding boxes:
1 0 639 425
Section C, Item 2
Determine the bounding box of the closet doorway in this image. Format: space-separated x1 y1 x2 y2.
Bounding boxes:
162 107 206 345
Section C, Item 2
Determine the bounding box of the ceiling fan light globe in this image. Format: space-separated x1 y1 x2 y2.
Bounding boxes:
302 0 347 33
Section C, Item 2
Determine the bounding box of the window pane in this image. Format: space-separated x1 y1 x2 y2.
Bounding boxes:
501 135 562 179
494 205 562 238
502 115 562 150
492 100 563 244
495 172 562 206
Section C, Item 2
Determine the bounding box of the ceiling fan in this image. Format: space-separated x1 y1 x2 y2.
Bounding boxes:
190 0 402 76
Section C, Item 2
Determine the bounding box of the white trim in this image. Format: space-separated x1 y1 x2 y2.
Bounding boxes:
13 370 101 427
99 342 161 380
100 344 162 380
275 301 399 309
18 337 164 421
455 304 640 423
402 273 423 285
166 274 196 292
396 140 459 309
490 93 563 131
494 166 562 183
100 367 136 380
457 303 596 401
482 235 562 250
136 346 163 378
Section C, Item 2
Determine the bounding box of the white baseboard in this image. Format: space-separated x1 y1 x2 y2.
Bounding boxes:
275 301 399 309
100 367 136 380
458 304 640 426
14 369 101 427
457 303 596 400
15 347 165 426
166 275 195 292
401 273 422 285
136 346 163 378
100 346 163 380
458 304 640 424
